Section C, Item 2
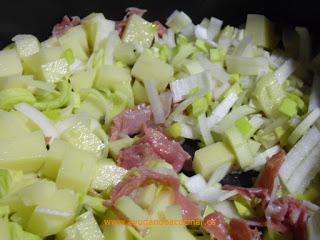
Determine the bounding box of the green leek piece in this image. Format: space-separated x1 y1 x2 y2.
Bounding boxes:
224 126 254 169
91 159 127 191
114 42 137 65
0 169 11 199
10 221 42 240
253 73 284 117
263 231 287 240
94 65 134 107
33 81 71 111
82 195 106 215
0 205 10 218
0 131 47 172
235 117 254 138
229 73 240 83
43 109 61 121
12 34 40 58
203 205 214 218
221 83 243 100
0 49 23 78
187 97 208 117
226 55 268 76
254 129 278 149
167 122 182 139
278 97 297 117
176 34 189 46
132 52 174 92
63 48 75 64
109 137 137 159
171 43 195 69
234 200 252 218
245 14 276 49
193 142 235 179
59 25 89 62
218 25 236 40
0 88 36 110
122 14 155 48
210 48 226 62
155 43 172 62
184 60 204 75
195 39 208 52
288 108 320 145
286 92 306 112
132 80 149 105
56 148 97 193
248 139 261 156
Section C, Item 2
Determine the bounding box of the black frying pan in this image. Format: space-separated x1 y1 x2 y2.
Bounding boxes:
1 0 319 186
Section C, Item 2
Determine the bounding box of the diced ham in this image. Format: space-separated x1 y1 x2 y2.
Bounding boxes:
105 167 200 219
203 212 232 240
230 219 261 240
109 104 152 140
118 127 191 172
125 7 147 17
266 197 308 240
255 150 285 195
153 20 168 38
115 20 127 36
52 15 81 37
203 212 261 240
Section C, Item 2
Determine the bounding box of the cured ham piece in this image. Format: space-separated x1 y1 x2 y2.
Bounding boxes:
105 167 200 219
109 104 152 140
118 127 190 172
52 15 81 37
255 150 285 195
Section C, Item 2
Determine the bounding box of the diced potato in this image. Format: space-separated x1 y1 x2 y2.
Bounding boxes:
0 49 23 78
0 110 30 140
41 58 69 83
56 148 97 193
58 25 89 61
193 142 235 180
91 159 127 191
114 196 150 230
12 34 40 57
69 68 96 91
26 189 79 238
0 131 47 172
82 13 115 51
22 46 63 80
61 121 105 156
122 14 155 48
40 139 72 180
131 53 174 92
